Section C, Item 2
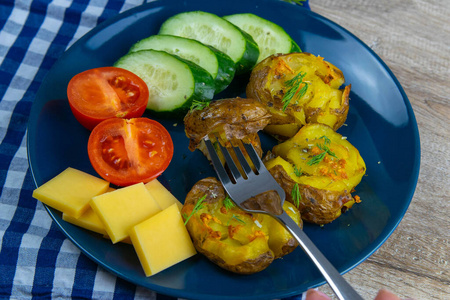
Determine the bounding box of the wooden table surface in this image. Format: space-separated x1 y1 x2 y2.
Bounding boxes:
308 0 449 299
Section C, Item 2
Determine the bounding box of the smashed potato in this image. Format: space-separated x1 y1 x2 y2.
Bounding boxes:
246 53 350 139
184 97 271 159
264 123 366 224
182 177 302 274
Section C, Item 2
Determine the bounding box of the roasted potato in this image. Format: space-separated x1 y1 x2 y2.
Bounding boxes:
264 123 366 224
182 177 302 274
184 97 271 159
246 52 350 139
184 97 271 151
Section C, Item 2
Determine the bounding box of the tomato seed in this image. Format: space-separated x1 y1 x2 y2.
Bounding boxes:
112 76 127 88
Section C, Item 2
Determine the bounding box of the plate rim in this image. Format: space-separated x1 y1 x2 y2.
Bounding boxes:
26 0 421 299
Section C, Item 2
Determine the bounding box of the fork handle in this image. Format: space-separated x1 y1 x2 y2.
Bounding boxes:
276 211 364 300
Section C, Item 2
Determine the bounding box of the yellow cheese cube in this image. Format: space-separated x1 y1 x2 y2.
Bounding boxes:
145 179 183 210
62 186 116 235
62 208 107 235
129 203 197 276
102 234 133 244
90 183 161 244
32 167 109 218
105 187 117 193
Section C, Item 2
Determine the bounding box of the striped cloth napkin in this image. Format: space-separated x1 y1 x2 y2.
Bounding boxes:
0 0 309 299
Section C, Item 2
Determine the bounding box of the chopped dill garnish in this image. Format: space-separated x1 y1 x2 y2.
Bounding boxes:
306 135 338 166
282 0 307 6
293 165 303 177
307 151 327 166
223 195 235 210
291 183 301 208
227 214 246 226
190 99 210 111
319 135 331 145
281 71 308 111
183 195 206 225
317 141 338 159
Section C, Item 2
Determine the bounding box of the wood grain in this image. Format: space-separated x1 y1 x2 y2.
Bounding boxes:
308 0 450 299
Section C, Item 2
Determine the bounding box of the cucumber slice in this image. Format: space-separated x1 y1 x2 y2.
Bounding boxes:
159 11 259 74
129 35 235 93
114 49 215 117
224 13 301 63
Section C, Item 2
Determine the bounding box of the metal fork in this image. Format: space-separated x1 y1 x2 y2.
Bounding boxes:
204 136 363 300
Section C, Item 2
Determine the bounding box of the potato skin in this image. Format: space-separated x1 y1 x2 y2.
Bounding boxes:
184 97 271 152
246 53 350 139
269 164 353 224
264 123 366 224
182 177 302 274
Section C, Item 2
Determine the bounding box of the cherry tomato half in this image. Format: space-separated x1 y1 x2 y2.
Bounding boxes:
88 118 174 186
68 67 149 130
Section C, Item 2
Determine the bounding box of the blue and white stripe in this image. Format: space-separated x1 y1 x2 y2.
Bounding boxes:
0 0 308 299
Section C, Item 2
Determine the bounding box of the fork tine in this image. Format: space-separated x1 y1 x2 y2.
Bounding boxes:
242 142 286 200
204 138 231 185
215 135 243 182
232 143 253 176
242 142 263 171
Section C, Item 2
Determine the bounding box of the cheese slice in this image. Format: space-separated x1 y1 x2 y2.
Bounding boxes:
129 203 197 276
32 167 109 218
103 234 133 244
90 182 161 244
62 208 107 235
62 187 116 235
145 179 183 210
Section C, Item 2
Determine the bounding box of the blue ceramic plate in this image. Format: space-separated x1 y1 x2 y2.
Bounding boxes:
27 0 420 299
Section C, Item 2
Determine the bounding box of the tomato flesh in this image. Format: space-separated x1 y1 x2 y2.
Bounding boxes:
68 67 149 130
88 118 173 186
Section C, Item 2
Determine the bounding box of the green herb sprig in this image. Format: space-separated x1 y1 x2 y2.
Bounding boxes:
190 100 210 111
227 214 246 226
283 0 307 6
291 183 301 208
307 151 327 166
319 135 331 145
293 165 303 177
281 71 308 111
306 135 338 166
223 195 236 210
183 195 206 225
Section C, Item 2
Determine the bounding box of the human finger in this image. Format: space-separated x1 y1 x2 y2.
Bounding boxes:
304 289 331 300
374 289 402 300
